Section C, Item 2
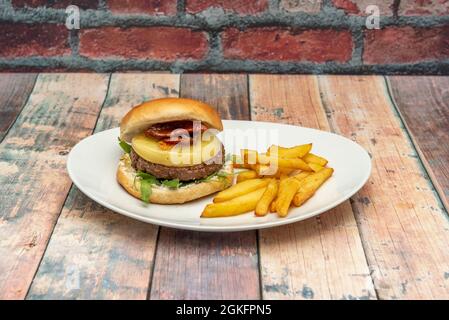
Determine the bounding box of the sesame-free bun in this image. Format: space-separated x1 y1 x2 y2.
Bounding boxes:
117 154 233 204
120 98 223 143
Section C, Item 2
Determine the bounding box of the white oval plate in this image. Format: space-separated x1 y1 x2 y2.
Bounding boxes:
67 120 371 232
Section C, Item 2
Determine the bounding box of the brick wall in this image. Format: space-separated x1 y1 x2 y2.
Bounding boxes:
0 0 448 74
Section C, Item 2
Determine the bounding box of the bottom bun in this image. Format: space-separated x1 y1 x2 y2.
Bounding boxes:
117 153 233 204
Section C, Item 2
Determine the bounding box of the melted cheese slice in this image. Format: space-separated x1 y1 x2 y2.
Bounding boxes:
132 133 222 167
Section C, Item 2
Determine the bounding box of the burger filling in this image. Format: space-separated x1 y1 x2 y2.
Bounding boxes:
130 147 224 181
119 120 227 183
145 120 209 146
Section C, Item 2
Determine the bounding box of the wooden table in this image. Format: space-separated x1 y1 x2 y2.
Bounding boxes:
0 74 448 300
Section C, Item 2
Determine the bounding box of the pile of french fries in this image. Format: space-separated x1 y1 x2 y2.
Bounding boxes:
201 144 334 218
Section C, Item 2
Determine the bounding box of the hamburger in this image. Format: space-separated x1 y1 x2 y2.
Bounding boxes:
116 98 233 204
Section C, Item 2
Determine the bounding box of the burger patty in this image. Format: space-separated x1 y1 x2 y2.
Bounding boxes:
130 147 225 181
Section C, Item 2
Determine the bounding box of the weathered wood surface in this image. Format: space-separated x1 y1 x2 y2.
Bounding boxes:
0 74 110 299
0 74 37 142
250 75 376 300
1 73 448 300
387 76 449 212
26 74 180 299
319 75 449 299
149 74 260 300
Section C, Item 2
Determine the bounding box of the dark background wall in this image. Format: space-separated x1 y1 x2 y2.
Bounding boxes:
0 0 448 74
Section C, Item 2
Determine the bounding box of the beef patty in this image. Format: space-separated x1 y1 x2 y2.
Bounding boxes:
130 146 225 181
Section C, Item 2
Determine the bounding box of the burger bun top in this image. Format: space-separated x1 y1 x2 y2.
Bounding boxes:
120 98 223 143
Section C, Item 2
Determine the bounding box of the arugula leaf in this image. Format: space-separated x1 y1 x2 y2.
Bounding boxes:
118 137 132 153
216 171 229 178
200 173 216 182
161 179 181 189
135 171 158 203
140 179 152 203
136 171 158 184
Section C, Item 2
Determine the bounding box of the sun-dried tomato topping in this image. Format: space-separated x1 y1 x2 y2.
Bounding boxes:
145 121 208 140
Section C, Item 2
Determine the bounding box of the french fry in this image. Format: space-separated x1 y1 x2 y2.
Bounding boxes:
257 154 312 171
308 163 324 172
213 178 270 203
240 149 259 165
292 171 311 181
293 168 334 207
269 177 286 213
254 164 294 178
276 176 304 217
303 153 328 167
252 163 277 176
232 154 253 169
270 198 277 213
277 157 312 171
267 144 312 158
255 179 279 216
202 188 266 218
273 168 295 178
236 170 259 183
239 149 313 172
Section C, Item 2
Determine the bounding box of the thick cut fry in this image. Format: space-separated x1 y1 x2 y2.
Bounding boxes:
273 168 295 178
240 149 259 165
293 168 334 207
292 171 311 181
239 149 312 171
267 144 312 158
303 153 328 167
276 177 303 217
258 154 312 171
252 163 277 175
232 154 252 169
254 164 293 177
236 170 259 183
213 178 270 203
308 163 324 172
270 198 277 213
276 157 312 171
202 188 266 218
255 180 279 216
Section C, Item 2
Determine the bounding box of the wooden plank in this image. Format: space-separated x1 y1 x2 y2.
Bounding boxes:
0 74 110 299
318 75 449 299
387 76 449 211
250 75 376 300
27 74 180 300
149 74 260 300
0 73 37 142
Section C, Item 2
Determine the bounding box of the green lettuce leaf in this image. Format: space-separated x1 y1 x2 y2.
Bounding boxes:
136 171 158 184
118 137 132 153
161 179 181 189
140 179 152 203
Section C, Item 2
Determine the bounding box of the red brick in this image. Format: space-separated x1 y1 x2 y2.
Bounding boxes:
186 0 268 15
12 0 98 9
331 0 394 15
222 28 353 63
281 0 322 13
108 0 177 15
363 26 449 64
399 0 449 16
79 27 208 61
0 23 70 58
